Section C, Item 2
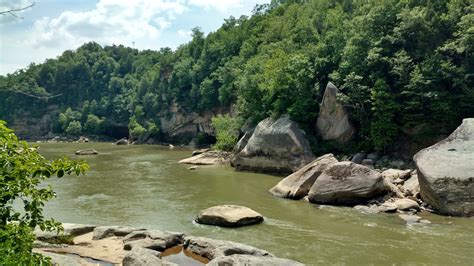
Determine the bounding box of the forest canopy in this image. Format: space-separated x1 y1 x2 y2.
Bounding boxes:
0 0 472 152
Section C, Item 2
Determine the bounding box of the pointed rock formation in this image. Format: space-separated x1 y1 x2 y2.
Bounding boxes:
316 82 354 143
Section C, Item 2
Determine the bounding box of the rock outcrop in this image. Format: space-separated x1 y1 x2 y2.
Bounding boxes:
208 254 304 266
308 162 386 205
195 205 264 227
269 154 338 199
231 115 314 174
316 82 354 143
179 151 231 165
414 118 474 216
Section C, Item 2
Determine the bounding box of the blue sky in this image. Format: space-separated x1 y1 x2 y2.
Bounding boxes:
0 0 270 75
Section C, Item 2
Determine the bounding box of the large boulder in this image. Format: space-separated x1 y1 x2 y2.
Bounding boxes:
269 154 338 199
414 118 474 216
308 162 386 205
231 115 314 174
208 254 304 266
195 205 263 227
316 82 354 143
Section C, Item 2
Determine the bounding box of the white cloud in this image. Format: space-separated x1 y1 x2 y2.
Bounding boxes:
26 0 188 49
177 29 192 38
187 0 242 11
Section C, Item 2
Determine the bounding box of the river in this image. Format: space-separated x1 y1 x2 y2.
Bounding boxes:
37 142 473 265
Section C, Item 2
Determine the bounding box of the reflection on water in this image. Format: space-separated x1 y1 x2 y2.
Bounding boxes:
38 143 474 265
160 245 209 265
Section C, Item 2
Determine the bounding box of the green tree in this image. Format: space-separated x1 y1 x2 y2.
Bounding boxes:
0 121 88 264
65 120 82 136
212 115 241 151
84 114 104 135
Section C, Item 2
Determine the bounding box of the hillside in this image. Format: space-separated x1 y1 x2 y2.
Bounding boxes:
0 0 472 155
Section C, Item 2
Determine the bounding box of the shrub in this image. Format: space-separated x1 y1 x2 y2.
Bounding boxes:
211 114 241 151
0 121 88 264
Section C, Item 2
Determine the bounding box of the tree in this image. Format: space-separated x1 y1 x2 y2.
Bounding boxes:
211 115 241 151
0 121 88 264
65 120 82 136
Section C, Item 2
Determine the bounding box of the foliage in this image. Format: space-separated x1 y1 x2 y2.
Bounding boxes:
211 115 242 151
84 114 105 135
65 120 82 136
0 0 472 151
0 121 88 264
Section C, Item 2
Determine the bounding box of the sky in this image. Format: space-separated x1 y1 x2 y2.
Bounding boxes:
0 0 270 75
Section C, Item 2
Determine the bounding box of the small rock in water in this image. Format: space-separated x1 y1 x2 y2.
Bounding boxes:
354 205 379 214
393 198 420 211
188 166 198 170
398 214 422 224
75 149 98 155
195 205 264 227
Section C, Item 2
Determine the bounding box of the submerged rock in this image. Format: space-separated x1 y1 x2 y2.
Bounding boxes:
414 118 474 216
75 149 98 155
269 154 338 199
398 214 422 224
308 162 386 205
316 82 355 143
231 115 314 174
179 151 230 165
208 254 304 266
195 205 263 227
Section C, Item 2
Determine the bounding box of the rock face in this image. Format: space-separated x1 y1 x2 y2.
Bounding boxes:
195 205 263 227
316 82 354 143
269 154 338 199
231 115 314 174
414 118 474 216
308 162 386 205
208 254 304 266
183 236 273 260
75 149 98 155
179 151 231 165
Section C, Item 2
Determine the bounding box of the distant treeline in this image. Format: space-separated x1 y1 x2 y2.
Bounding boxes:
0 0 472 151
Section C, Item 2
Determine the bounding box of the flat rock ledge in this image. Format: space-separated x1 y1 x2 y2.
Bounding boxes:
195 205 264 227
33 223 302 266
179 150 231 165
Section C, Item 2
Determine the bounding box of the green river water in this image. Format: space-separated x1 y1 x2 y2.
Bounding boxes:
38 143 473 265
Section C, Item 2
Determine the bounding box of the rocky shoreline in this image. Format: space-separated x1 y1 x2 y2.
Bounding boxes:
34 224 303 266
